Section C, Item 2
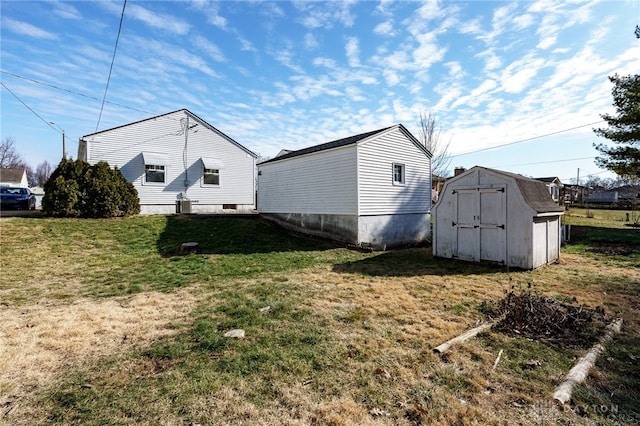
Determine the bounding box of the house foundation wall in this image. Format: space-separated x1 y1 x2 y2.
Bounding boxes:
261 212 430 249
260 213 359 245
140 204 256 215
358 213 431 249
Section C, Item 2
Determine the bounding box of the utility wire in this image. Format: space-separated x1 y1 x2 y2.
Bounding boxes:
1 70 156 116
495 156 597 168
451 120 606 157
95 0 127 132
1 81 58 132
1 81 79 146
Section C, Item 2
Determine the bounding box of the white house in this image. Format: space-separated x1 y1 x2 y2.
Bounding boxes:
257 124 432 249
535 176 563 204
0 168 28 187
433 166 564 270
78 109 257 214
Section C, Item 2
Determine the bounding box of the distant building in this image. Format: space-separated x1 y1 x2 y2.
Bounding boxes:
535 177 562 204
0 168 28 187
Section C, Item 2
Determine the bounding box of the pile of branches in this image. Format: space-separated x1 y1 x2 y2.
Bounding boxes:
482 291 610 348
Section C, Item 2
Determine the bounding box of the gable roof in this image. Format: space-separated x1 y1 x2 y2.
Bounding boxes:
0 168 27 185
535 176 562 184
80 108 257 158
465 166 563 214
259 124 429 165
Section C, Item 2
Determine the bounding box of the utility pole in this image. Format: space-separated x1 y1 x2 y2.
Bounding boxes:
50 122 66 160
576 168 580 203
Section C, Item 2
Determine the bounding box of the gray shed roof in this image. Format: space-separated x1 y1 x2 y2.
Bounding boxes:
472 166 563 214
259 124 429 165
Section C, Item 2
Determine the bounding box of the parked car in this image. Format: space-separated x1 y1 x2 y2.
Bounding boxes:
0 187 36 210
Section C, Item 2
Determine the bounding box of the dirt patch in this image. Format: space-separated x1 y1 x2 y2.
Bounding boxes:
483 291 611 348
0 288 199 422
587 242 635 256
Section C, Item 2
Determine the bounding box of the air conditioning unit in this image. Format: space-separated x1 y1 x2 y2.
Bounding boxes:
176 200 192 214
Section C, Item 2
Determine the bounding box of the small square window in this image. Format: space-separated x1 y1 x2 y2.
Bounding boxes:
145 164 165 183
203 168 220 185
393 163 405 185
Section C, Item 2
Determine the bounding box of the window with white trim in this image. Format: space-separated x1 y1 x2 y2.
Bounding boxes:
145 164 166 183
393 163 405 185
203 167 220 185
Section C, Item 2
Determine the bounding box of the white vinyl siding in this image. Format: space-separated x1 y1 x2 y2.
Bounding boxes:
258 145 357 215
358 127 431 216
80 110 255 209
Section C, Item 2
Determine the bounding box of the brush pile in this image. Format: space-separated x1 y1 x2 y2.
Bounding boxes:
482 291 610 348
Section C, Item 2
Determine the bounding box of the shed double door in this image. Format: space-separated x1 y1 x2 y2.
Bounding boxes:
453 186 506 263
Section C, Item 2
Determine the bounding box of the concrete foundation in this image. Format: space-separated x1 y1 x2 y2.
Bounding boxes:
261 212 430 249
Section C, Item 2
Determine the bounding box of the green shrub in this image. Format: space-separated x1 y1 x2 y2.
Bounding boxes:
42 159 140 218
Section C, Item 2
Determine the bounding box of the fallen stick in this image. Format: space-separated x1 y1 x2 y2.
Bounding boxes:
553 318 623 404
492 349 504 372
433 322 494 354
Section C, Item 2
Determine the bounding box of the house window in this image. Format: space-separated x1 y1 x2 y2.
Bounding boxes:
145 164 165 183
393 163 405 185
142 152 168 185
203 168 220 185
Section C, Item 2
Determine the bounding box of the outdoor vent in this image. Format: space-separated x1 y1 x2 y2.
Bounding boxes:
176 200 192 214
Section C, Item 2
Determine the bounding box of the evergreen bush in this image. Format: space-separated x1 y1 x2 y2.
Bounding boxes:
42 159 140 218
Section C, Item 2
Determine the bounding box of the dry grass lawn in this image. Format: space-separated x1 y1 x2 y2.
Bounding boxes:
1 212 638 425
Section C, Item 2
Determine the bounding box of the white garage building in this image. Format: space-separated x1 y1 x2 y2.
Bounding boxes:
257 124 432 249
432 166 564 269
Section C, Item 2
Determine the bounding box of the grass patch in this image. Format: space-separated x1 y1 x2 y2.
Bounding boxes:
1 211 638 425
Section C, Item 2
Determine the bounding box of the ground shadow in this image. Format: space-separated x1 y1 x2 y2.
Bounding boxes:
332 247 511 277
156 214 342 257
567 225 640 253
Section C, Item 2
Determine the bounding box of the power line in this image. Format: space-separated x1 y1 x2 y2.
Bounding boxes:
494 156 597 168
451 120 606 157
95 0 127 132
1 81 59 132
0 70 156 115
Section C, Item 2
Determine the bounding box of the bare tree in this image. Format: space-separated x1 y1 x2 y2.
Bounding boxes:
417 112 452 178
0 137 27 169
35 160 53 186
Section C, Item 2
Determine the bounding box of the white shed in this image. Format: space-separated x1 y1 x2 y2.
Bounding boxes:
432 166 564 269
257 124 432 249
78 109 257 214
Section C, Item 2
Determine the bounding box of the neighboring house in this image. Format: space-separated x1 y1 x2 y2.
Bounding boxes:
257 124 432 249
535 176 562 204
30 186 45 210
0 168 28 187
433 166 564 270
78 109 257 214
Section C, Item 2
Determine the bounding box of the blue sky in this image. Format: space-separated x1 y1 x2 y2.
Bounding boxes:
1 0 638 183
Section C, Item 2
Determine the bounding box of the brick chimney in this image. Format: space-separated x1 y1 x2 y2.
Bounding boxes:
454 167 466 176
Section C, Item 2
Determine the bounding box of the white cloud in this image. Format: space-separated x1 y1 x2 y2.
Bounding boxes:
2 19 57 39
52 3 81 20
192 35 226 62
295 0 357 29
413 33 446 69
382 69 400 86
499 54 545 94
304 33 319 49
127 4 191 35
345 37 360 67
374 20 394 36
